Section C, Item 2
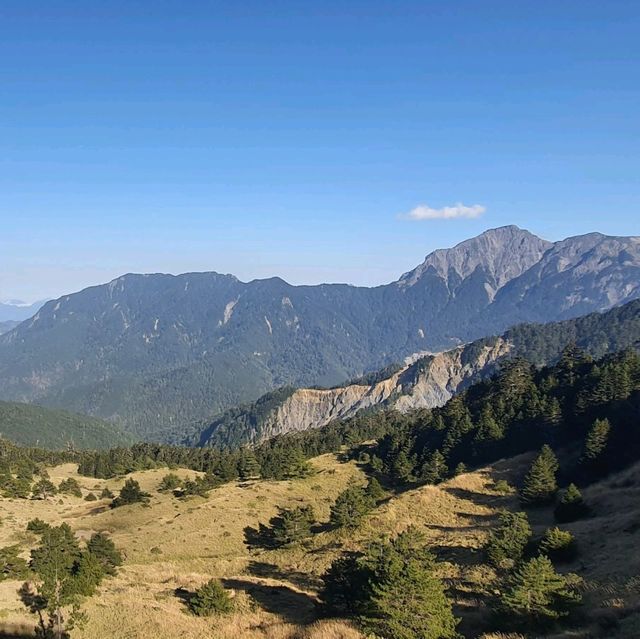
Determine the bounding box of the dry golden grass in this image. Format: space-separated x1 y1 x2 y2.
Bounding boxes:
1 451 639 638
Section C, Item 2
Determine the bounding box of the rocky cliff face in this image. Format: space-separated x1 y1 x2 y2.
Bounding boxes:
205 338 511 445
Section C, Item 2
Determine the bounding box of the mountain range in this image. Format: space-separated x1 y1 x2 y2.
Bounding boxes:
191 298 640 448
0 225 638 440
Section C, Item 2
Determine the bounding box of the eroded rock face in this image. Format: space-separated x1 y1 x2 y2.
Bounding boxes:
235 338 511 443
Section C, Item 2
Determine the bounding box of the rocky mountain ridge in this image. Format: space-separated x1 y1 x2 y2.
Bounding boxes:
193 299 640 448
0 226 638 439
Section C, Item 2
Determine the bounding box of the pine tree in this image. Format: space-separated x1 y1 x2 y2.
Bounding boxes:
362 529 459 639
391 448 415 484
32 478 57 500
0 545 29 581
238 450 261 480
330 486 371 529
321 551 372 615
520 445 559 505
539 527 577 563
86 533 122 576
363 477 386 504
26 524 84 639
580 418 610 473
270 505 315 546
554 484 590 523
500 555 582 626
486 511 532 570
188 579 232 616
158 473 182 492
58 478 82 498
111 479 149 508
419 450 448 484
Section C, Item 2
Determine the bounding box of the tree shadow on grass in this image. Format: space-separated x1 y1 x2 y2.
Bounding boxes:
443 486 507 509
221 577 318 624
431 543 485 567
246 560 323 591
0 627 37 639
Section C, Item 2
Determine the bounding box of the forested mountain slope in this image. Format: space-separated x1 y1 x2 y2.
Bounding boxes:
192 299 640 448
0 226 638 438
0 401 132 449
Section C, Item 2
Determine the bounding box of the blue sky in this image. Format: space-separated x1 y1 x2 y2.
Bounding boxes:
1 1 639 301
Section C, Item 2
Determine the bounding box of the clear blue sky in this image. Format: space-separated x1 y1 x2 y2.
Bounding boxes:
1 1 639 301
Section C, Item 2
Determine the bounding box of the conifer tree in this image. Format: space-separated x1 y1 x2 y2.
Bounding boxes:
238 450 261 480
32 478 57 500
520 445 559 505
270 505 315 546
86 533 122 575
363 477 386 504
362 528 459 639
330 486 372 529
486 511 532 570
419 450 448 484
580 418 610 473
111 479 149 508
554 484 589 523
500 555 581 626
539 527 577 563
188 579 232 616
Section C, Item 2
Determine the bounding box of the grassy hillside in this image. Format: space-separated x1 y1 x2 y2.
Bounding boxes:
0 452 638 638
0 401 133 449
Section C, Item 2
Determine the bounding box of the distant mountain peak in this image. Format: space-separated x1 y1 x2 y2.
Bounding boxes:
399 225 552 290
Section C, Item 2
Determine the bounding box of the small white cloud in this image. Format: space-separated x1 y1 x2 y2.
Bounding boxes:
401 202 486 221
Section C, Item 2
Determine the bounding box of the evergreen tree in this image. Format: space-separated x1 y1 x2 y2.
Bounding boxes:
520 445 559 505
362 528 459 639
26 524 85 639
86 533 122 576
0 545 29 581
539 527 577 563
580 418 610 474
238 450 261 480
188 579 232 616
330 486 371 529
270 505 315 546
58 478 82 498
554 484 590 523
500 555 582 627
111 479 149 508
363 477 386 504
32 478 57 500
321 551 372 615
419 450 448 484
486 511 532 570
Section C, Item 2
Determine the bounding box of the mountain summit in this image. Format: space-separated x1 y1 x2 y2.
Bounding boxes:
0 227 638 438
399 225 552 292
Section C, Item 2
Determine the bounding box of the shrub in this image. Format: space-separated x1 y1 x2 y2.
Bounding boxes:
84 492 97 502
188 579 232 616
100 487 114 499
158 473 182 492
